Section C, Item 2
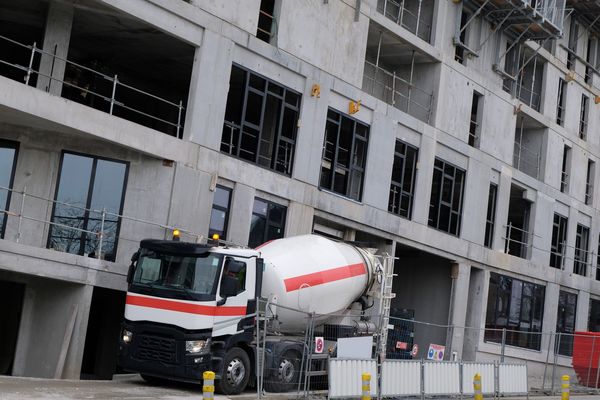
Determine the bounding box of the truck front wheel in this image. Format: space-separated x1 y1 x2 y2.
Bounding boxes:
216 347 250 395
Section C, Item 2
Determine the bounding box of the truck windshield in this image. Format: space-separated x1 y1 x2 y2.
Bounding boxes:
131 250 222 300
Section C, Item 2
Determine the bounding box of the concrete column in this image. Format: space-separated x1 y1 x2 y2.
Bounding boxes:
362 112 395 210
411 134 435 226
541 282 560 359
576 290 590 331
449 262 471 359
460 159 489 246
564 207 579 274
492 167 512 252
37 0 74 95
284 202 314 237
227 183 255 245
530 192 554 267
463 267 486 361
183 30 234 147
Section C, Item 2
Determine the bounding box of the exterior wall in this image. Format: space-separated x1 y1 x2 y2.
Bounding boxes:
0 0 600 381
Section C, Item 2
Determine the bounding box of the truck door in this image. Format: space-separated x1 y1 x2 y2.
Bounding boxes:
213 257 255 337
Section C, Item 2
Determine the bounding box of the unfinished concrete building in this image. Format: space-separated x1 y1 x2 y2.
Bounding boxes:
0 0 599 384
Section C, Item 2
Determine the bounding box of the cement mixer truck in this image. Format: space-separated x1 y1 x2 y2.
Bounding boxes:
118 234 391 394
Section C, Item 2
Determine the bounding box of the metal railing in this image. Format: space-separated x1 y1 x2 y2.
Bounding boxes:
522 0 567 32
516 80 542 111
0 185 204 262
503 222 534 259
377 0 433 43
0 34 185 138
513 140 541 179
362 60 434 123
585 183 594 205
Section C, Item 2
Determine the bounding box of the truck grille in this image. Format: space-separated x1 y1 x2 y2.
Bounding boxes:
137 335 176 363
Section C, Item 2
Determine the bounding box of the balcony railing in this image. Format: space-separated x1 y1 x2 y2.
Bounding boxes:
362 60 434 123
376 0 433 43
0 34 185 138
513 140 541 179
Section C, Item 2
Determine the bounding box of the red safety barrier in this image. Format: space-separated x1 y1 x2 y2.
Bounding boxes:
572 331 600 388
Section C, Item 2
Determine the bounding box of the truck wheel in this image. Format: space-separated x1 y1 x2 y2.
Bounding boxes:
216 347 250 395
265 350 301 392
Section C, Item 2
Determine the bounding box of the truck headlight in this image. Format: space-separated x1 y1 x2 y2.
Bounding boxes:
122 329 133 344
186 339 210 354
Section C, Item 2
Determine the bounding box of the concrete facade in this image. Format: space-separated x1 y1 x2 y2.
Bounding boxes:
0 0 599 382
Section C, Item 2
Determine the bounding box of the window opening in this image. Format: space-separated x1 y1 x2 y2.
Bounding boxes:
257 0 278 44
586 160 595 206
484 183 498 248
0 141 18 239
248 197 286 248
505 185 532 259
455 10 470 64
579 94 589 140
208 185 232 240
561 145 571 193
48 152 128 261
556 290 577 357
574 224 590 276
485 272 545 351
567 21 579 70
550 213 568 269
221 64 301 176
319 108 370 201
469 91 483 147
556 78 567 126
428 158 466 236
388 140 418 219
590 298 600 331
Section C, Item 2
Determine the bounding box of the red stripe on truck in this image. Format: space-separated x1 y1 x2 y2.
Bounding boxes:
284 263 367 292
126 294 247 316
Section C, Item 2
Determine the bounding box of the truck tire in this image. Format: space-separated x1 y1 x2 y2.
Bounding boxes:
265 350 301 392
216 347 250 395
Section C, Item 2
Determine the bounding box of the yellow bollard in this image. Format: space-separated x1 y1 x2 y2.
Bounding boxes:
561 375 570 400
203 370 215 400
361 372 371 400
473 373 483 400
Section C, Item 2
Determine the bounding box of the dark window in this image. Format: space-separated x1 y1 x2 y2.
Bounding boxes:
556 290 577 357
506 185 531 259
550 213 568 269
248 198 286 248
388 140 418 219
560 146 570 193
485 273 545 351
597 235 600 281
484 183 498 248
567 21 578 70
455 10 469 64
208 185 232 240
469 92 483 147
589 298 600 332
320 109 369 201
586 160 595 206
574 224 590 276
257 0 276 43
221 65 300 176
585 38 595 84
0 141 18 239
48 152 128 262
580 95 589 140
428 158 466 236
556 79 567 126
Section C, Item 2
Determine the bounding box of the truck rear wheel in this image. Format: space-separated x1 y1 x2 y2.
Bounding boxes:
265 350 301 392
216 347 250 395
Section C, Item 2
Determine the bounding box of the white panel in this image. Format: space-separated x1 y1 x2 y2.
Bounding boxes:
423 362 461 395
329 359 378 398
381 360 421 397
498 364 528 394
462 363 496 395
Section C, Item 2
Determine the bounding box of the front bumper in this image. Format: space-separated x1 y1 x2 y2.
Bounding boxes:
117 320 212 383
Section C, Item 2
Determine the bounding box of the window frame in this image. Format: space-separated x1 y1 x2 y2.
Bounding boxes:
208 185 232 240
248 197 287 248
586 160 595 206
556 78 567 126
319 108 370 202
556 290 577 357
484 183 498 248
428 157 466 236
0 140 19 239
574 223 590 276
221 64 301 176
579 94 589 140
469 91 483 147
388 140 418 219
550 213 568 269
47 150 129 261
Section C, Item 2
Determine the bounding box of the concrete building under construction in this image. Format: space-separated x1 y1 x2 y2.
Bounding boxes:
1 0 600 384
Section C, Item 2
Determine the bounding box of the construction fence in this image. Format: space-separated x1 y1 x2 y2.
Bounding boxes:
253 299 600 398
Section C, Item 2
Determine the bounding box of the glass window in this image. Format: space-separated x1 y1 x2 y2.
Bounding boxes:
485 273 545 350
388 140 418 219
556 79 567 126
556 290 577 357
550 213 568 269
484 183 497 248
580 95 589 140
589 298 600 332
0 141 18 239
428 158 466 236
574 224 590 276
319 108 370 201
208 185 232 240
48 152 128 261
248 197 286 248
221 64 300 176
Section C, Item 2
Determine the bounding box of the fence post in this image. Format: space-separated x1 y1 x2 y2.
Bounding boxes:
473 373 483 400
97 208 106 260
202 370 215 400
551 333 562 394
25 42 36 85
109 74 118 115
362 372 372 400
500 328 506 363
561 375 569 400
16 186 26 243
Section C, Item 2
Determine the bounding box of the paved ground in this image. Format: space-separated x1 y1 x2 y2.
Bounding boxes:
1 374 600 400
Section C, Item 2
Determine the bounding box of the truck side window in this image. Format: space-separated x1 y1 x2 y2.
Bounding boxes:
223 259 246 295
